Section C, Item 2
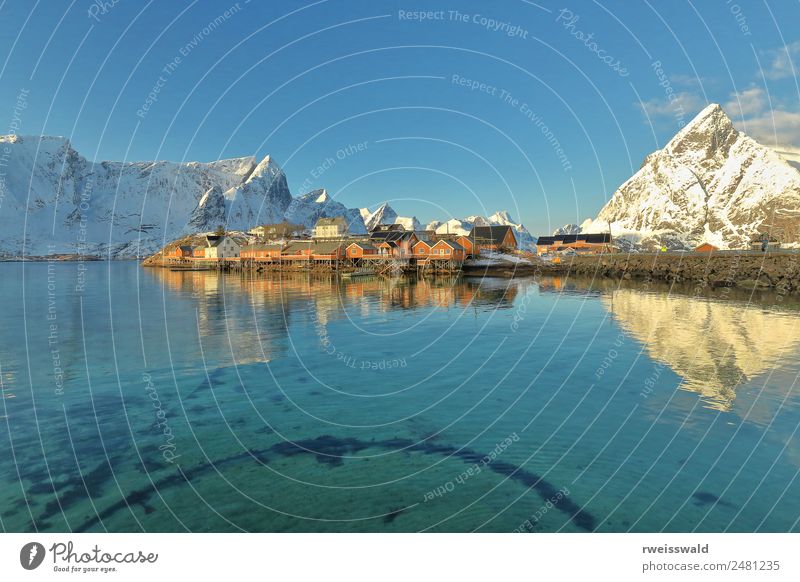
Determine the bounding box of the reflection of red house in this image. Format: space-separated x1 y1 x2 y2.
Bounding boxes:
695 243 718 253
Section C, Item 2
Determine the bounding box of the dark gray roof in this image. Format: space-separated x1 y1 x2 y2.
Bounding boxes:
434 239 464 251
313 241 346 254
581 233 611 244
536 233 611 245
282 241 314 254
369 230 415 242
370 223 405 233
469 225 515 243
348 242 377 251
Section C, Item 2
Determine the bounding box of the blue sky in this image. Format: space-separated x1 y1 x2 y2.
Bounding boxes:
0 0 798 234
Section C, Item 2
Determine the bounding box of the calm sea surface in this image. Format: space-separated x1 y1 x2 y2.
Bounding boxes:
2 261 800 532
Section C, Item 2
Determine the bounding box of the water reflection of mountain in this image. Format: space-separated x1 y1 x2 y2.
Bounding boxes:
601 288 800 412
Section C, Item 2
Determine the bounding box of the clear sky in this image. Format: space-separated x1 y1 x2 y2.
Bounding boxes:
0 0 798 234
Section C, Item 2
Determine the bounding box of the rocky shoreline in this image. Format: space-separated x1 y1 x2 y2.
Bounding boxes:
551 251 800 292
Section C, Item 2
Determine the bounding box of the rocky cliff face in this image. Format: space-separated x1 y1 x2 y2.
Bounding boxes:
584 104 800 250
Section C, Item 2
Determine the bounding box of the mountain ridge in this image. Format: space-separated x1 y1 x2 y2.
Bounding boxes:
0 135 534 256
582 103 800 250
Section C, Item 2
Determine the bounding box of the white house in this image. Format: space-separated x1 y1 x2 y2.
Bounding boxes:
313 216 348 239
203 235 240 259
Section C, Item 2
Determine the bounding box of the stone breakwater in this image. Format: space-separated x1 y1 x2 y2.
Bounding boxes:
555 252 800 292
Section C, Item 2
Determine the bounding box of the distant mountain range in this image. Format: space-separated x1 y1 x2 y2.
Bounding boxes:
4 104 796 258
0 134 535 257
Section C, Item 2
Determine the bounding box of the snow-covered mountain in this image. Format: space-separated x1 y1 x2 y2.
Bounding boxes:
0 136 368 257
486 210 536 249
285 189 366 234
553 224 582 236
0 135 273 257
426 218 472 236
582 104 800 250
0 134 536 257
424 210 535 250
359 202 419 232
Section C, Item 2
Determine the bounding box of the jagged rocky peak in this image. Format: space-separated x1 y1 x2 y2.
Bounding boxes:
553 224 582 236
284 188 367 234
664 103 738 160
587 103 800 250
360 202 398 231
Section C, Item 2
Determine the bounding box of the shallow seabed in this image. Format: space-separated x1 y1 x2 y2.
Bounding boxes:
1 262 799 532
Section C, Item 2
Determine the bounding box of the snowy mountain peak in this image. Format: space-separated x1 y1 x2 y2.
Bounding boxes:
360 203 398 231
489 210 513 224
553 224 582 236
664 102 737 160
284 189 366 234
587 104 800 250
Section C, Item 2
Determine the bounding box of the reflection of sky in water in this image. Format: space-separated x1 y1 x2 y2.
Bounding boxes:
1 264 800 533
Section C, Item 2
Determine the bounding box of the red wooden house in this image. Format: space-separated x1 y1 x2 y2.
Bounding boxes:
281 241 315 259
167 245 194 258
241 243 283 259
455 235 475 256
368 228 418 257
312 241 347 259
412 240 432 257
429 239 466 261
346 242 378 259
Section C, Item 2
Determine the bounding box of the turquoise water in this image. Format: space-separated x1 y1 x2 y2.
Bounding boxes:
2 261 800 532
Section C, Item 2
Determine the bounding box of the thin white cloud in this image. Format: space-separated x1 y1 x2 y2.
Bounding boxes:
763 40 800 80
669 73 712 88
724 87 766 118
638 92 705 119
739 110 800 148
637 86 800 147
